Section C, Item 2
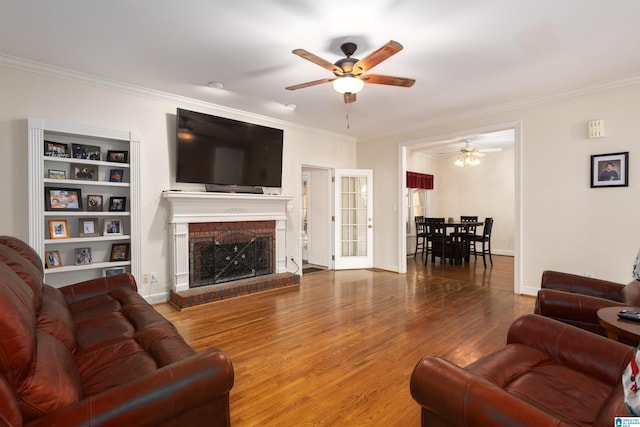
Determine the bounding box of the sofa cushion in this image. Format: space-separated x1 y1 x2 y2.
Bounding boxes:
0 245 44 313
37 285 77 352
0 236 44 276
0 262 36 384
0 374 22 426
75 338 160 395
468 343 612 425
17 331 82 422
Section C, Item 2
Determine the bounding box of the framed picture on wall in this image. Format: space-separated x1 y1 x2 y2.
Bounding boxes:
591 152 629 188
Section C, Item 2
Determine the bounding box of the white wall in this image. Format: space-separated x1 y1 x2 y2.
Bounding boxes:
0 64 356 301
433 148 515 255
359 81 640 294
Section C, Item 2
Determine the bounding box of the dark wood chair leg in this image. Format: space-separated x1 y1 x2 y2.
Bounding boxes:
488 240 493 265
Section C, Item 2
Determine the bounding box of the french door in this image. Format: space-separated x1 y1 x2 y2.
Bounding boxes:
333 169 373 269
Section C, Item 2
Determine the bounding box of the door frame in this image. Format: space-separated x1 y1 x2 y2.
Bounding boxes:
397 120 522 293
299 163 334 270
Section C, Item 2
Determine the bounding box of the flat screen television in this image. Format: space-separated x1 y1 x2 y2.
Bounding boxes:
176 108 284 191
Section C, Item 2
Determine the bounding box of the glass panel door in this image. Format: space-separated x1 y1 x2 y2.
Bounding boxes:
334 169 373 269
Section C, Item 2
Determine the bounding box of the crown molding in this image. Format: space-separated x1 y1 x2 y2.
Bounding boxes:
0 54 355 142
360 73 640 143
3 54 638 144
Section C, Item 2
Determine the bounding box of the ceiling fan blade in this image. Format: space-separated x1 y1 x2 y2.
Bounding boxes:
478 147 503 153
292 49 340 73
353 40 403 74
286 77 335 91
362 74 415 87
344 93 356 104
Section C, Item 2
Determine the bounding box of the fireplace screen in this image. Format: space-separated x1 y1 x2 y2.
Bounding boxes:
190 231 273 287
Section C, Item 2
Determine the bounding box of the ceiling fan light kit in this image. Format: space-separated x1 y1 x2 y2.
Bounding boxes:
332 77 365 94
455 154 481 167
454 142 484 167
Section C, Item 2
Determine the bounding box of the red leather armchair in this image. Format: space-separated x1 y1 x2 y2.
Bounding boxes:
0 236 234 427
534 270 640 335
410 314 634 426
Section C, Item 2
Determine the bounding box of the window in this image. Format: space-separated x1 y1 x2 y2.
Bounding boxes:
406 188 428 235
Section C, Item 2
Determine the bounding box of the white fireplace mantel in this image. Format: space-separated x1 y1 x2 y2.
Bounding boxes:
162 191 292 292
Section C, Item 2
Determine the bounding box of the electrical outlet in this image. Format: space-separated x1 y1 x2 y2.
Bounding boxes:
142 273 149 284
150 271 158 283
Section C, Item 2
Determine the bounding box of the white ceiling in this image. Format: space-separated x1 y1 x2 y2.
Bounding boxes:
2 1 640 142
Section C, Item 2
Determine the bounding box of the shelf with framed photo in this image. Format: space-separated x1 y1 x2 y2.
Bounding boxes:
28 118 140 287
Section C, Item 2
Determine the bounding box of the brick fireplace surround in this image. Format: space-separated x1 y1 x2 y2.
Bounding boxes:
162 191 299 308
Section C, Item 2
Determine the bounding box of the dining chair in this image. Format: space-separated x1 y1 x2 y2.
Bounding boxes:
413 216 427 259
460 215 478 259
425 217 449 264
469 217 494 267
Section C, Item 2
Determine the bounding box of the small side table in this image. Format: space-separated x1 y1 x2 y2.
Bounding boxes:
597 306 640 345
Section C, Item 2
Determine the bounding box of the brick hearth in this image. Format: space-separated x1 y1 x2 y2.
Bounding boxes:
169 272 300 309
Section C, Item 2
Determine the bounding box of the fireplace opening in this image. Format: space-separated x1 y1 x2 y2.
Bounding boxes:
189 221 275 288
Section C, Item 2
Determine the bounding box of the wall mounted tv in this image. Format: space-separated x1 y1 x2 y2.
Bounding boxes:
176 108 284 191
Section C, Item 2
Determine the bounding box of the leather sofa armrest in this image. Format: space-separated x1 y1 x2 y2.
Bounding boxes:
410 357 565 426
541 270 625 301
535 288 627 322
25 348 234 427
507 314 633 385
58 273 138 304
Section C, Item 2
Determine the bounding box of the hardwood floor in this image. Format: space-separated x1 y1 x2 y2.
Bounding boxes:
155 254 535 426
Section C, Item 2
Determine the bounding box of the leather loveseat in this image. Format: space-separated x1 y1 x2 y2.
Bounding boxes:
535 270 640 336
410 313 634 426
0 236 234 427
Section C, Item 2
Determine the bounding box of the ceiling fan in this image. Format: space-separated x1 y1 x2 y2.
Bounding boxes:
286 40 415 104
454 141 502 167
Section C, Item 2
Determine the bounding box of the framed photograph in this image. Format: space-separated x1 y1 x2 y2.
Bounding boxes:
45 250 63 268
107 150 128 163
45 187 83 211
78 218 99 237
110 243 130 262
48 169 67 180
71 164 98 181
591 152 629 188
74 247 92 265
48 219 69 239
44 141 70 158
109 169 124 182
72 143 102 161
86 194 103 212
109 196 127 211
103 266 126 277
103 219 123 236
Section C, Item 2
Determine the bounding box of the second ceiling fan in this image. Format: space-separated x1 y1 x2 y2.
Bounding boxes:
286 40 415 104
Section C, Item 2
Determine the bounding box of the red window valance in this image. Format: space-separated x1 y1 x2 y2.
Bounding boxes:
406 171 434 189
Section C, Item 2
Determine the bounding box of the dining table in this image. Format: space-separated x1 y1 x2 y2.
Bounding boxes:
438 220 484 265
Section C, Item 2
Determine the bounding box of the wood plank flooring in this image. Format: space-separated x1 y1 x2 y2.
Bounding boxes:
155 254 535 426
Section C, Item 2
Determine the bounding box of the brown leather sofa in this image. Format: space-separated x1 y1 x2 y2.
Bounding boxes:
0 236 234 427
410 313 634 426
535 270 640 335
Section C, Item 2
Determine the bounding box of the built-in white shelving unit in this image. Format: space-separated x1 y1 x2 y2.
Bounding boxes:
28 118 141 287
